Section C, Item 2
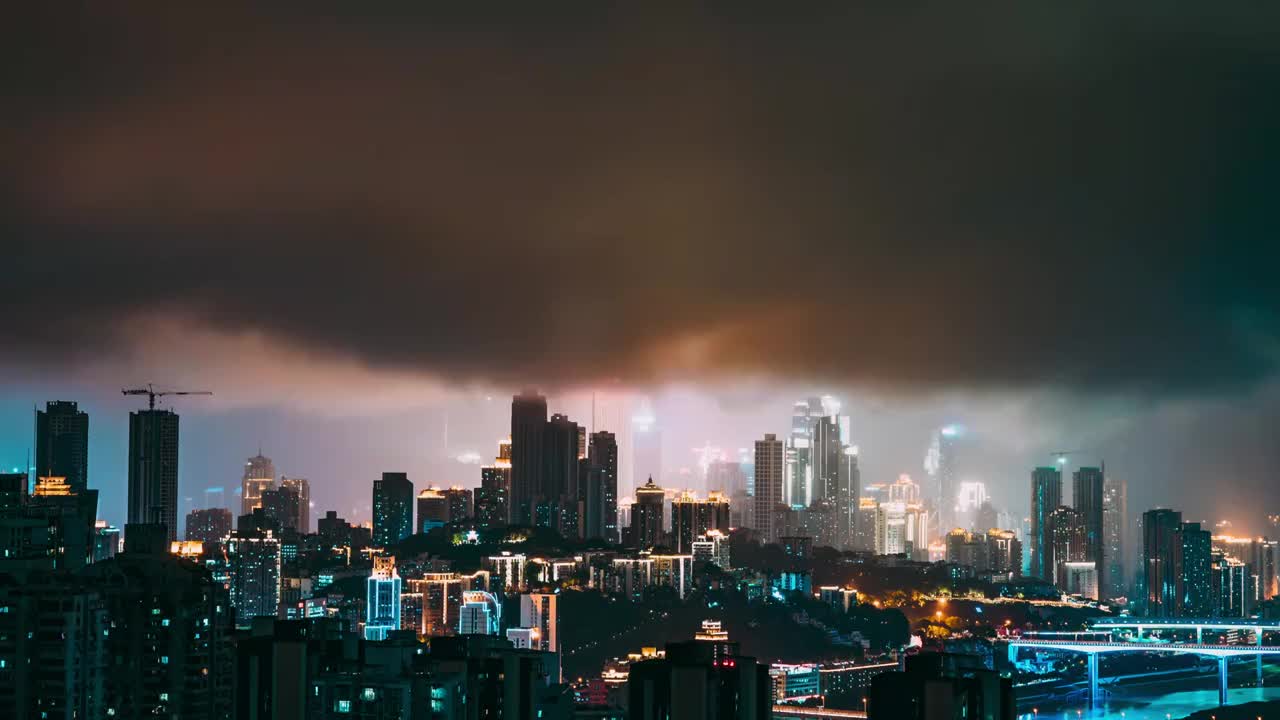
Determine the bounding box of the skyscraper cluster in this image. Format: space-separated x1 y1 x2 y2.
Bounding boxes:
505 391 618 541
1027 463 1108 599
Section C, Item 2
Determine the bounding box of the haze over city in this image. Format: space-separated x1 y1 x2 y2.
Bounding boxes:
5 5 1280 719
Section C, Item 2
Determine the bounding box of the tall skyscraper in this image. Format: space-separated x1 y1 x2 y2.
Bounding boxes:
924 425 961 535
372 472 414 546
1029 466 1062 581
128 409 181 541
837 446 860 549
785 399 821 507
280 476 310 532
1143 509 1184 616
754 434 784 542
629 477 666 549
34 400 89 492
1073 466 1105 584
1102 477 1128 599
589 431 618 541
542 413 580 531
240 452 275 517
509 391 547 527
1181 521 1213 616
365 556 402 641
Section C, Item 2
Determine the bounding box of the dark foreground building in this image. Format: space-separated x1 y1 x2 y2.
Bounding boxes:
626 640 772 720
868 652 1014 720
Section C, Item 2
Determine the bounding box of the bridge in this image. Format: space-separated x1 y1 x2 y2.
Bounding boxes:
772 706 866 719
1006 618 1280 708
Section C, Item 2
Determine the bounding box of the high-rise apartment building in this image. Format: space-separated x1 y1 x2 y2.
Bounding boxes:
186 507 234 544
476 438 511 529
128 409 181 541
365 556 402 640
1029 466 1062 581
1141 509 1212 617
279 476 310 532
1073 466 1105 581
417 488 449 532
227 527 282 627
543 413 580 531
260 485 300 532
35 400 89 492
1046 506 1086 590
510 391 547 527
629 477 666 549
519 593 558 655
925 425 962 536
671 491 731 553
754 434 784 542
589 431 618 541
372 472 414 546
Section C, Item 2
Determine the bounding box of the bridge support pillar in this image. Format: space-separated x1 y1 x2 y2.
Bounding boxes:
1135 624 1143 639
1196 626 1203 644
1258 630 1265 687
1218 655 1229 706
1088 652 1099 709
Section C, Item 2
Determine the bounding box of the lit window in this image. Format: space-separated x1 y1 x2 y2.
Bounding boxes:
336 700 351 713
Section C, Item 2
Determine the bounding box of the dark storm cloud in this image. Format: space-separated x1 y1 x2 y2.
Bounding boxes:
5 4 1280 391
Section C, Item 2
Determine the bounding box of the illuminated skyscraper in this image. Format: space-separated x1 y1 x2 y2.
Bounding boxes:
1046 506 1086 590
836 447 860 549
34 400 88 492
227 526 281 627
785 399 822 507
1029 466 1062 581
280 476 310 532
240 452 275 517
510 391 547 527
1073 466 1105 584
1181 521 1213 617
365 556 402 640
128 409 181 541
1143 508 1183 616
1102 477 1128 599
753 434 784 542
372 472 414 546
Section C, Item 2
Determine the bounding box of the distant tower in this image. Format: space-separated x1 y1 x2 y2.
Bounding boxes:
542 413 580 531
589 431 619 541
128 409 181 542
365 556 402 640
35 400 89 492
509 391 548 527
241 452 276 517
1029 466 1062 581
372 472 414 546
924 425 962 536
753 434 785 543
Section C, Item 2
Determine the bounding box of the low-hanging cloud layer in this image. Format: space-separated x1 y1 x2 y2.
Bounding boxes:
5 4 1280 393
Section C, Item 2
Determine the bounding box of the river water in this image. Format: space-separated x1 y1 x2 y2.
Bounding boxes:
1017 686 1280 719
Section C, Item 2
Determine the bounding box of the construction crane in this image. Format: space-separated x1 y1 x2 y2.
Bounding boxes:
1049 449 1085 466
122 384 213 411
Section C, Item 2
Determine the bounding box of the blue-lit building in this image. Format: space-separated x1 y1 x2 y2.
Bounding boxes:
1029 466 1062 581
365 556 402 640
774 570 811 596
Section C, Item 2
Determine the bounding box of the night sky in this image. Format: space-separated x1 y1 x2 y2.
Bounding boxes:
4 5 1280 532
